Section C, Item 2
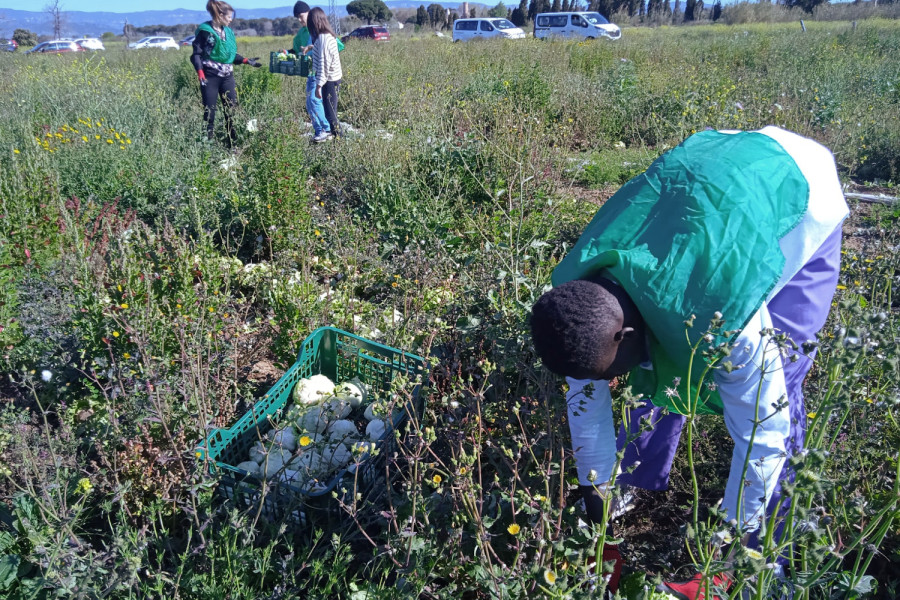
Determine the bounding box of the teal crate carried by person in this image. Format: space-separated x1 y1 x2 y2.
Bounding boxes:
269 50 310 77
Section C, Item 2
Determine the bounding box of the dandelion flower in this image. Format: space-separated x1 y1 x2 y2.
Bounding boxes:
299 435 312 447
120 303 128 309
13 149 20 154
112 331 120 338
123 353 131 359
543 570 557 585
76 478 93 495
432 474 442 485
807 411 817 419
507 523 520 535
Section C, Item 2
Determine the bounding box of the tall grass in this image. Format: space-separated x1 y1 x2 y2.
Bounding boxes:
0 22 898 598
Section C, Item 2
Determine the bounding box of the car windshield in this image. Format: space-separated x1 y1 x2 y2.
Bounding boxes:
136 37 153 43
493 19 516 29
583 12 610 24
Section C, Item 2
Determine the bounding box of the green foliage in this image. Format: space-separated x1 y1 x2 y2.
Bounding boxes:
346 0 394 24
0 26 898 600
489 2 510 17
12 29 37 47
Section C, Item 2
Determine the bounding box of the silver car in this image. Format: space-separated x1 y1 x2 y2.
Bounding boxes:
128 36 179 50
75 37 105 51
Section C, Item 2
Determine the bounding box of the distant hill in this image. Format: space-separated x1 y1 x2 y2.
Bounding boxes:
0 3 491 37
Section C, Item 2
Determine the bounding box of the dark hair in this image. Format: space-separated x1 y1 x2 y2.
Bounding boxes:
530 279 621 378
293 1 311 17
306 7 335 39
207 0 235 25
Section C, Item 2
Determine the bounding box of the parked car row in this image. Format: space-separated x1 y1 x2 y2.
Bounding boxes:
452 12 620 42
6 14 617 56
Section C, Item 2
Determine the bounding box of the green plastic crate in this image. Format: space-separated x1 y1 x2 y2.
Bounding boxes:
197 327 428 529
269 51 310 77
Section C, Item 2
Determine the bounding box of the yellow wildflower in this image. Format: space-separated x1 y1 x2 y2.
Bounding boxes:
543 570 557 585
507 523 520 535
299 435 312 447
112 331 120 338
432 474 442 485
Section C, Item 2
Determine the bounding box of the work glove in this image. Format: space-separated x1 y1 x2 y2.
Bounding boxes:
244 57 262 68
197 70 206 87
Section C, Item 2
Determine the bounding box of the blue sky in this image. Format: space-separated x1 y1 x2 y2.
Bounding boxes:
0 1 299 11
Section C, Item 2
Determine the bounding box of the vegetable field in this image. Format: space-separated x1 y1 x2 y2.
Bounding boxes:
1 19 899 599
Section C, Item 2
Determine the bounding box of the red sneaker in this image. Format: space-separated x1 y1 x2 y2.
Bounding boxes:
659 572 731 600
587 544 623 594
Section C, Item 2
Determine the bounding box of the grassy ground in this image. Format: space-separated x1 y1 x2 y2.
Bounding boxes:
0 21 898 599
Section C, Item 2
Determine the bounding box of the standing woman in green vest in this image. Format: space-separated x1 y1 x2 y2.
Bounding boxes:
190 0 262 148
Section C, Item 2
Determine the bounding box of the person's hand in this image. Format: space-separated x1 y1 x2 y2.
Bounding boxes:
197 70 207 87
244 57 262 68
315 86 322 99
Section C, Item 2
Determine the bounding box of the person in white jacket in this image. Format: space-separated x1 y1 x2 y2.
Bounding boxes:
530 127 847 599
307 7 343 142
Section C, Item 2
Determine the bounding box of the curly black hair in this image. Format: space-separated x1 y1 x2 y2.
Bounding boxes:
530 279 622 379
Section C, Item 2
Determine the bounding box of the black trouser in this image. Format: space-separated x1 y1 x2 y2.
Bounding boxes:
322 79 341 137
201 69 237 147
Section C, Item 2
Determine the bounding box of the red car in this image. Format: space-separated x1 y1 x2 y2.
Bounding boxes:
25 40 85 54
1 38 17 52
341 26 390 43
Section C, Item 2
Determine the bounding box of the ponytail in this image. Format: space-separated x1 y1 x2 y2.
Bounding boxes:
206 0 235 26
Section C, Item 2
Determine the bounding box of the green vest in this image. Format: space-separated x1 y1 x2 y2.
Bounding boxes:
293 28 344 76
196 22 237 64
551 131 809 415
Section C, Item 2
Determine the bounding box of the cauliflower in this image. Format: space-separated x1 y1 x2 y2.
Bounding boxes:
248 440 270 464
261 448 293 479
236 461 261 475
289 450 325 477
364 401 394 422
321 442 352 470
292 374 335 405
327 419 360 443
299 406 329 433
333 378 366 408
322 395 353 419
266 426 297 452
366 419 387 442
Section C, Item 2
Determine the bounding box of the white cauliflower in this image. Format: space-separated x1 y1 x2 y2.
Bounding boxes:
333 378 366 408
322 396 353 419
366 419 387 442
299 406 329 433
292 374 335 405
236 461 261 475
248 440 270 464
266 426 297 452
327 419 360 443
289 450 325 477
321 442 352 470
262 448 293 479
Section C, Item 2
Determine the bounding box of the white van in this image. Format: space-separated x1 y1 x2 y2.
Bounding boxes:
452 18 527 42
534 12 621 41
